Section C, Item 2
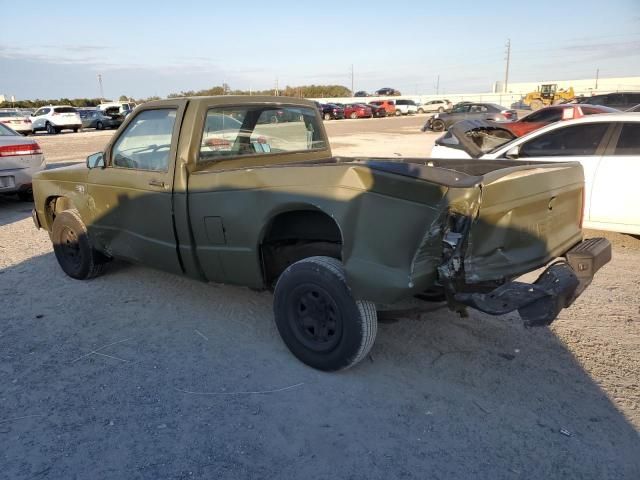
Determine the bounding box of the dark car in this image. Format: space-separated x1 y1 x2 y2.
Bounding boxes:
575 92 640 111
354 91 369 97
79 110 123 130
374 87 401 96
320 103 345 120
422 103 517 132
367 103 387 118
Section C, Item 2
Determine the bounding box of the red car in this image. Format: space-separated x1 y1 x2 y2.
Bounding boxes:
344 103 373 119
503 104 618 137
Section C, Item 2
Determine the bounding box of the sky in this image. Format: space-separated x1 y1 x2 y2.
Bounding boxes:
1 0 639 100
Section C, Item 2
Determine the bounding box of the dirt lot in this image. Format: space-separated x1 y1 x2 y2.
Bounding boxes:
1 117 639 479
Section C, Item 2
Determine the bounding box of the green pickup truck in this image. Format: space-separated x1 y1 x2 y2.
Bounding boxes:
31 96 611 371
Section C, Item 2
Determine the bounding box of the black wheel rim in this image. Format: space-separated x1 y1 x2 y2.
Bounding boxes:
287 284 342 352
59 226 82 272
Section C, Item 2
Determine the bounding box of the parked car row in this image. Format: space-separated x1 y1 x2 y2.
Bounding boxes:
355 87 402 97
0 101 137 136
316 98 431 120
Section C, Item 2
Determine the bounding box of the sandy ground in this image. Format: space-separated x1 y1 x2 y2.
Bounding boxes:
1 117 639 479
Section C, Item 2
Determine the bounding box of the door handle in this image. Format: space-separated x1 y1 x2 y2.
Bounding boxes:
148 179 165 188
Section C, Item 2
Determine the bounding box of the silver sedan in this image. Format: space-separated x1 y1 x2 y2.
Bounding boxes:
0 122 46 200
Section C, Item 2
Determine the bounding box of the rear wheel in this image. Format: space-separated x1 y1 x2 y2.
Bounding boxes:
273 256 377 371
350 112 358 119
431 119 446 132
96 121 104 130
418 108 425 114
395 109 402 116
51 209 108 280
438 107 445 113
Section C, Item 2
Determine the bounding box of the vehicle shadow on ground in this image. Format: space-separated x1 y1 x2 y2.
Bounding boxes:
1 250 638 479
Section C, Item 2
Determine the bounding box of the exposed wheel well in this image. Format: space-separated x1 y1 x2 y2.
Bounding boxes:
44 196 74 230
261 210 342 288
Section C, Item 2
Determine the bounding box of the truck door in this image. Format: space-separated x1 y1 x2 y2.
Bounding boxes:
589 122 640 231
87 102 187 274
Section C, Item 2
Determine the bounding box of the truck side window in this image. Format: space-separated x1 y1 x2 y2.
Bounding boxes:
111 109 176 171
519 123 609 157
199 105 327 161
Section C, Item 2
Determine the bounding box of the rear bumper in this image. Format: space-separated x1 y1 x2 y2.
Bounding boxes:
454 238 611 326
0 160 46 193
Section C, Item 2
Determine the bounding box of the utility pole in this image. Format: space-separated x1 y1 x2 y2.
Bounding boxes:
595 68 599 90
436 75 440 95
350 64 354 95
97 73 104 100
503 39 511 93
275 77 279 96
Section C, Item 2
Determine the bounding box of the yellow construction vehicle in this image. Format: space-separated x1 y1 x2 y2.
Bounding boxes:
523 84 575 110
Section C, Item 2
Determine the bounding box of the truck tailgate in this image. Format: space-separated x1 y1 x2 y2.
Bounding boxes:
464 163 584 283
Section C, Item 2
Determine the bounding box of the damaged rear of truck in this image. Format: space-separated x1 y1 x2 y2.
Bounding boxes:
349 158 610 329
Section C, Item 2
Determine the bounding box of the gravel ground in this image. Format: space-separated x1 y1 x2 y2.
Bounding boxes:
1 118 638 479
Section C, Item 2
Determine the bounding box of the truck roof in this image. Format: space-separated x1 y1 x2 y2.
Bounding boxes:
142 95 317 109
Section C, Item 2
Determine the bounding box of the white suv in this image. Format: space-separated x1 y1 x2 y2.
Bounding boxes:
30 106 82 134
417 99 452 114
394 99 418 115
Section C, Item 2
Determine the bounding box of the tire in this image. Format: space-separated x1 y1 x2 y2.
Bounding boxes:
395 109 402 116
431 119 445 132
273 256 377 371
323 113 331 121
73 127 79 133
438 107 445 113
350 112 358 119
530 99 544 111
46 122 56 135
417 108 425 114
51 209 108 280
96 121 104 130
17 189 33 202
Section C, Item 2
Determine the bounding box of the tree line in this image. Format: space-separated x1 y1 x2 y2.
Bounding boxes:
0 84 352 109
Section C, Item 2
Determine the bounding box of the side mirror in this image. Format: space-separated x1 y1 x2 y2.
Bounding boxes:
505 145 520 159
87 152 105 169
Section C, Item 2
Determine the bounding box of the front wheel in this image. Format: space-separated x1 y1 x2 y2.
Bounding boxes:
323 113 331 121
96 121 104 130
438 107 445 113
350 112 358 119
273 256 377 371
51 209 108 280
431 119 446 132
395 110 402 116
46 122 57 135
